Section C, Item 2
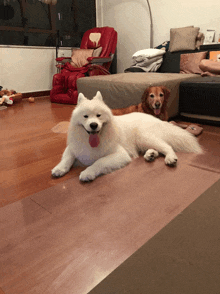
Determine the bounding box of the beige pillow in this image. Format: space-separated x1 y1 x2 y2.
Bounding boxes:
180 51 208 74
93 47 102 57
169 26 200 52
70 49 94 68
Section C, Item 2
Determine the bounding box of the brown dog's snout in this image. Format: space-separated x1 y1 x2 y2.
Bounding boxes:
155 101 161 109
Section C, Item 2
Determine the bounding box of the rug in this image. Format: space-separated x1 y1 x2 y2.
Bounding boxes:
0 157 219 294
89 178 220 294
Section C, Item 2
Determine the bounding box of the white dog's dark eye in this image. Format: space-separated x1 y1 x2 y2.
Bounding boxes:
84 115 88 118
150 94 154 98
96 114 101 117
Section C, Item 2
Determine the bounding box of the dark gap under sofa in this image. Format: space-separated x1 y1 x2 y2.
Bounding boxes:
77 44 220 121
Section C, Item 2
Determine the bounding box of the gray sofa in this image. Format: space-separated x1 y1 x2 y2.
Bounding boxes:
77 44 220 119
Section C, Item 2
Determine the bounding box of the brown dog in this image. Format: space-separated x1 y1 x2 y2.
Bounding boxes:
112 86 170 121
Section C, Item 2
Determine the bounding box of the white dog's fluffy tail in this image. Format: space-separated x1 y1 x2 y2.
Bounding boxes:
158 122 203 154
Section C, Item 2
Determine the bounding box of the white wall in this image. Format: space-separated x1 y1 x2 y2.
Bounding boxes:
0 46 72 93
97 0 220 73
96 0 151 73
151 0 220 47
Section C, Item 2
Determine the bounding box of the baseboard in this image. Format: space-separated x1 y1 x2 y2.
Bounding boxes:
22 90 50 98
180 112 220 126
180 112 220 122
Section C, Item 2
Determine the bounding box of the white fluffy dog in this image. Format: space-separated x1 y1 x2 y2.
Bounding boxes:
52 91 203 181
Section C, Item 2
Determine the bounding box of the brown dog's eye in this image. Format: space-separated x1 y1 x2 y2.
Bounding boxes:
160 93 164 97
150 94 154 98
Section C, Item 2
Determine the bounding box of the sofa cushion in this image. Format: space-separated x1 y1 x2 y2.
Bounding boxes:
180 51 208 74
158 50 202 73
158 44 220 73
169 26 200 52
209 51 220 61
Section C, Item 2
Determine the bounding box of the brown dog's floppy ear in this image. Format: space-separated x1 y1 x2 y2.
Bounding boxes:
141 87 150 104
161 86 170 105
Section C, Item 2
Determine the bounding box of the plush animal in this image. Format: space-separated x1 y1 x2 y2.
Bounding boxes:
0 95 13 105
0 89 22 105
112 86 170 121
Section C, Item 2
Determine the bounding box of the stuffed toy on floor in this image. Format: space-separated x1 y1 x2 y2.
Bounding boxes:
0 89 22 105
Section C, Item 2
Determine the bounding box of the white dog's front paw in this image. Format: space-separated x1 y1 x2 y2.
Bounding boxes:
51 164 68 178
144 149 159 162
79 168 96 182
165 153 178 166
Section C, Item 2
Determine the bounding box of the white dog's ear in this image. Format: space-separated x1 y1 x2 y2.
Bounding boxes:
77 93 87 105
94 91 103 101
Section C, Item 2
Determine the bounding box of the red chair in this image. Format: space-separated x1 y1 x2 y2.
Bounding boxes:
50 26 117 104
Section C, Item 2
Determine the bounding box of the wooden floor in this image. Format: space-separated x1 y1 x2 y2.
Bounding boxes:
1 97 220 208
0 97 220 294
0 97 79 207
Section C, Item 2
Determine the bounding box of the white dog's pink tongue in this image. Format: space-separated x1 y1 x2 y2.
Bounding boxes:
154 109 161 115
89 134 100 148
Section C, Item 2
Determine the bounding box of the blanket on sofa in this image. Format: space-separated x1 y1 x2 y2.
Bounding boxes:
130 55 164 72
125 48 166 73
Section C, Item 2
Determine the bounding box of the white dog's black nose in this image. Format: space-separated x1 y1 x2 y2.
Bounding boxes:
90 122 98 130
